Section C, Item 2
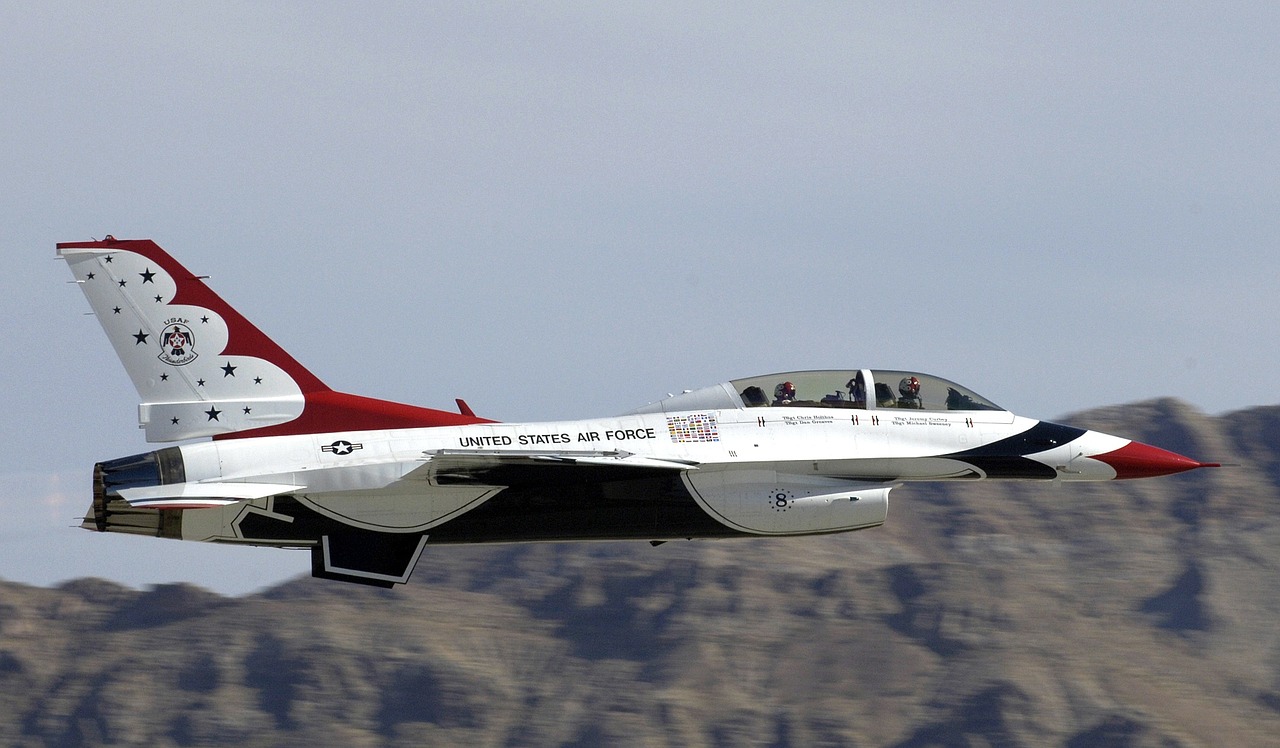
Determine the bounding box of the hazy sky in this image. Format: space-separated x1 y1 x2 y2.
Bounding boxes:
3 3 1277 594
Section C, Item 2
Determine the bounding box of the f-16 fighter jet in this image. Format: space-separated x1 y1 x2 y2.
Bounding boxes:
58 238 1218 587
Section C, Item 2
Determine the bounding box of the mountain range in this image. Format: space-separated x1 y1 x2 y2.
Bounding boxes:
2 398 1278 746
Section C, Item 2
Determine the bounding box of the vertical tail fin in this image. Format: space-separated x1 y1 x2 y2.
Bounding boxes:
59 237 490 441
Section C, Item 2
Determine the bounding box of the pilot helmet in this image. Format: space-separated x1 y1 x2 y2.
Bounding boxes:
899 376 921 397
775 381 796 400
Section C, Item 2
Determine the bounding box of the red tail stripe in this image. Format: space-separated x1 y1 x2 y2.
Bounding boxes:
58 237 497 438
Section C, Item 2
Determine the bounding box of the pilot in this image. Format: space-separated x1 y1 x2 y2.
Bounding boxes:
847 372 867 407
773 381 797 406
897 376 923 409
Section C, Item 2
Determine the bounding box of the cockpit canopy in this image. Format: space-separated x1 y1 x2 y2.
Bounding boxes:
733 370 1001 411
632 369 1003 415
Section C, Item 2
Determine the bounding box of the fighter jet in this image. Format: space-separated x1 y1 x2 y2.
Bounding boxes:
58 238 1218 587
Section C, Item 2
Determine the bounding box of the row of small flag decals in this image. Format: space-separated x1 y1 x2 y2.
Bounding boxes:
667 413 720 442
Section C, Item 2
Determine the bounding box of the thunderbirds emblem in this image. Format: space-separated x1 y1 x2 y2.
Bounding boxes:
158 320 198 366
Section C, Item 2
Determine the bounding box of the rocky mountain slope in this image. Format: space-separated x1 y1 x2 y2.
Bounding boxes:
2 399 1278 746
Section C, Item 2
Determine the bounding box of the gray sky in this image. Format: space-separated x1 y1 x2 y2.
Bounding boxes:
3 3 1277 595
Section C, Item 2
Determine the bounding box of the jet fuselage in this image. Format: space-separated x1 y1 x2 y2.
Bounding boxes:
62 238 1216 587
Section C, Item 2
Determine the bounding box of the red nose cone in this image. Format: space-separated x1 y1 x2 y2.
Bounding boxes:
1093 441 1219 479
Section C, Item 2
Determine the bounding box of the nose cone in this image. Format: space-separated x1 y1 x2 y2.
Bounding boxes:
1093 441 1219 480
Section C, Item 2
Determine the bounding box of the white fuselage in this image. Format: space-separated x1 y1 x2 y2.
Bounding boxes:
172 406 1127 544
193 409 1123 488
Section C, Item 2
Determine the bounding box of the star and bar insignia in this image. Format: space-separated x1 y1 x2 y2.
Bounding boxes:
321 440 363 456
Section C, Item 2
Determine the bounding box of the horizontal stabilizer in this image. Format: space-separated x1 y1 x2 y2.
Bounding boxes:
116 481 304 509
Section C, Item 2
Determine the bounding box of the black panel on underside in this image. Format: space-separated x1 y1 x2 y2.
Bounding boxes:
944 421 1086 479
425 474 742 544
959 456 1058 480
232 474 740 545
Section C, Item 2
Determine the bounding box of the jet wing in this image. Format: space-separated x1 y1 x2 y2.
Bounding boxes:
115 482 305 509
411 449 698 487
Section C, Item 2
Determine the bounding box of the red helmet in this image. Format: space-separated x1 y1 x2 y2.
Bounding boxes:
899 376 920 397
775 381 796 400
